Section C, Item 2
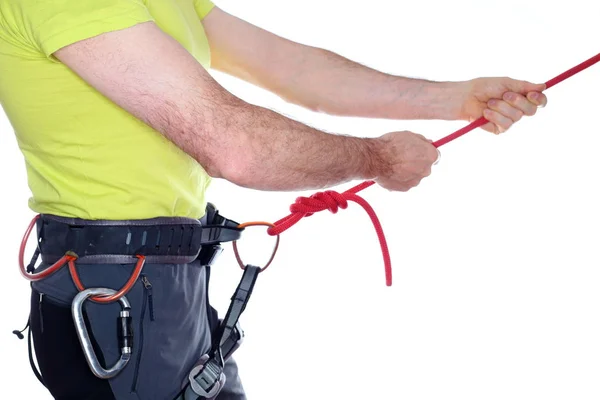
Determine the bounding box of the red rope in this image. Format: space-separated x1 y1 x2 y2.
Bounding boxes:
268 52 600 286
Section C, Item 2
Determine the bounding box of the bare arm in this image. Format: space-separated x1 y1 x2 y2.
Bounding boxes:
53 22 389 191
202 8 547 131
203 8 461 120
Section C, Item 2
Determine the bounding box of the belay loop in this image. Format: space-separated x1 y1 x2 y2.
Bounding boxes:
232 222 280 272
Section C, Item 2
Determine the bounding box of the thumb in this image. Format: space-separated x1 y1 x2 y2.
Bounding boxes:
505 79 546 94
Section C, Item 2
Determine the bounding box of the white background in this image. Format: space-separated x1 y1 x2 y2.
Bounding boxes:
1 0 599 398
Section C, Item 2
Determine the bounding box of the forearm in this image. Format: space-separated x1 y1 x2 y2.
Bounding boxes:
276 47 463 120
52 21 385 192
181 94 384 191
202 9 464 122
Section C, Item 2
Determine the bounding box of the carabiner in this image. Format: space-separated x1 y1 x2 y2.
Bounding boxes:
71 288 133 379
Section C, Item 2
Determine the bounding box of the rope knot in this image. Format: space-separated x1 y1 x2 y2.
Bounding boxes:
290 190 349 217
268 182 392 286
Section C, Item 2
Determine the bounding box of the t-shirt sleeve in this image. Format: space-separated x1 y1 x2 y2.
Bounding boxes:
193 0 216 20
19 0 155 57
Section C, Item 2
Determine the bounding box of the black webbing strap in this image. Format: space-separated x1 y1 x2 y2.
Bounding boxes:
179 265 261 400
38 219 242 259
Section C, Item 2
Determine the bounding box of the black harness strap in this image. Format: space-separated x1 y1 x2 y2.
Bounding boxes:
180 265 261 400
36 204 243 265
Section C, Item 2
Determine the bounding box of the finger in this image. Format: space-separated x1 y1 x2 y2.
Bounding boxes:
526 91 548 108
504 79 546 94
487 99 524 122
483 109 513 134
502 92 537 116
480 121 499 134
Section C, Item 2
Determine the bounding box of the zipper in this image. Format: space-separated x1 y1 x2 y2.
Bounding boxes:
39 293 44 333
131 274 154 393
143 275 155 322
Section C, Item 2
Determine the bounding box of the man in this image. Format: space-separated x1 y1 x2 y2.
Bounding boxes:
0 0 547 399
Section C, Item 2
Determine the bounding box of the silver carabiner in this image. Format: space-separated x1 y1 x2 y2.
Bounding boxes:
71 288 133 379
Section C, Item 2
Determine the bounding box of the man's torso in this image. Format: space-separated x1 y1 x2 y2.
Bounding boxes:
0 0 216 220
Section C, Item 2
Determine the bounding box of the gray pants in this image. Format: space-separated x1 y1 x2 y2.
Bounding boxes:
30 259 246 400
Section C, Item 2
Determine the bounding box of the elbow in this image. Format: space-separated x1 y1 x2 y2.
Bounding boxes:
203 150 256 188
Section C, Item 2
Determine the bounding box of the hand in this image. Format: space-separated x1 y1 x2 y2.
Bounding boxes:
458 77 548 134
373 131 438 192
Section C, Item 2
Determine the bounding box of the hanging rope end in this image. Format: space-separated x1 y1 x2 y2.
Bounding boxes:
385 268 393 287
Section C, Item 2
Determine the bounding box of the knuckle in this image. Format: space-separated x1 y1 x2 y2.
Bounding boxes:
503 92 518 103
525 106 537 116
510 93 526 106
513 109 524 121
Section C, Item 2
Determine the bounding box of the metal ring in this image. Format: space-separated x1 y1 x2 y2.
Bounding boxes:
232 221 280 272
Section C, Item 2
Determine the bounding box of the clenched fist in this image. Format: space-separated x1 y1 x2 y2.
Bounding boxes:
372 131 439 192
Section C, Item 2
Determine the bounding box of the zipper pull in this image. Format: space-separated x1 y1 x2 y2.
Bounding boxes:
141 275 152 290
141 275 155 322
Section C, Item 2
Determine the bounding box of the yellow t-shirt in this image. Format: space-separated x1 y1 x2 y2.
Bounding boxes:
0 0 216 220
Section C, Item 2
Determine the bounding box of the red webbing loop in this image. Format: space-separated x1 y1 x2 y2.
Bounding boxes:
267 52 600 286
68 255 146 303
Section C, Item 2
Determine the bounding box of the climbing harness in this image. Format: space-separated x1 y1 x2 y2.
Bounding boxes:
14 52 600 399
15 205 261 400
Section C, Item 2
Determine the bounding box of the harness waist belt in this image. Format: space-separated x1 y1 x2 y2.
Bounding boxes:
36 206 242 264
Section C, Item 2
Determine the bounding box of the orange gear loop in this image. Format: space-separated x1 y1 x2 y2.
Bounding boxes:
68 255 146 303
18 214 70 282
233 221 280 272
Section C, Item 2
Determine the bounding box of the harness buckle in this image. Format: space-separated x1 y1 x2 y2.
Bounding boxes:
186 355 226 399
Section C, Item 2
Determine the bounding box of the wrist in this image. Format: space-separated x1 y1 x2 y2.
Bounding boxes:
362 137 391 180
383 78 466 121
412 80 467 121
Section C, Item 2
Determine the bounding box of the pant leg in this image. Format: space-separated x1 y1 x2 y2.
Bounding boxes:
30 260 248 400
217 358 247 400
29 288 116 400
